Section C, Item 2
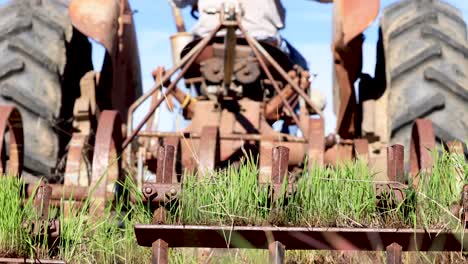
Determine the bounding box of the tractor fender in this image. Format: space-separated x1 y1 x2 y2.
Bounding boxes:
69 0 142 120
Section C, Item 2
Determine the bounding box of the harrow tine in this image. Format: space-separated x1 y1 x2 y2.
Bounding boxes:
387 144 404 184
409 119 435 186
307 118 324 169
198 126 219 178
386 243 402 264
152 239 169 264
353 138 369 162
271 146 289 185
269 241 285 264
259 139 274 183
156 145 175 184
34 184 52 221
90 110 122 215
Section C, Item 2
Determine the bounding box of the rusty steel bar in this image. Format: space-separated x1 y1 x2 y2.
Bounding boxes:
308 118 324 169
26 184 89 201
409 119 435 186
0 258 65 264
124 25 221 151
134 225 468 251
269 241 285 264
239 24 323 119
198 126 219 175
34 184 52 221
271 146 289 184
241 28 306 137
156 145 175 184
387 145 404 184
64 133 89 187
137 131 308 143
91 111 122 214
463 184 468 227
0 105 23 176
353 139 369 162
386 243 402 264
152 239 169 264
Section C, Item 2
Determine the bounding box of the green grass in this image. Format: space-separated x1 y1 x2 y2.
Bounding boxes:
0 148 466 263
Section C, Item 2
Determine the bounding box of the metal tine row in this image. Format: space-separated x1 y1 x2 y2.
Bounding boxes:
143 140 466 264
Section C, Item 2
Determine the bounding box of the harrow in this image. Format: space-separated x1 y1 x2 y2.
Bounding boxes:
0 0 467 263
133 129 467 264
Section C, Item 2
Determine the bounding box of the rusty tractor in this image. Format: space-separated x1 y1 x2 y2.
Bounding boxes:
0 0 467 262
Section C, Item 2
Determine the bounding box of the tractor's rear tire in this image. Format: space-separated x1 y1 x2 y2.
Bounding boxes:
379 0 468 153
0 0 92 178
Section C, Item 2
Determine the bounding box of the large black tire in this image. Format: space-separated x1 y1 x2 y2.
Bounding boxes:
378 0 468 154
0 0 92 177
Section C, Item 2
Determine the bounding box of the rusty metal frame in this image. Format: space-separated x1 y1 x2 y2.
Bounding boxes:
135 225 468 251
0 105 23 176
90 110 123 213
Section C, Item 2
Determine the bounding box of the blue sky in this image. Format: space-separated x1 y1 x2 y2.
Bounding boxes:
1 0 467 133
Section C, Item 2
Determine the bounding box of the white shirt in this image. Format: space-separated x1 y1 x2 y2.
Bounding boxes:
173 0 286 40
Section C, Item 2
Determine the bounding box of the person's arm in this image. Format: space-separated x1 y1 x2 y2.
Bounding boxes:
171 0 196 8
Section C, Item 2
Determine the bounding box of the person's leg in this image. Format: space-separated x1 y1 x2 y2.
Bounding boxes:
279 38 309 70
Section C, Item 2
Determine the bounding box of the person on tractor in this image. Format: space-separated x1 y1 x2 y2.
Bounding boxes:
172 0 309 70
170 0 327 135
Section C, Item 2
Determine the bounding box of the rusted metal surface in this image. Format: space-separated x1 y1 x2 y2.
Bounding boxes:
333 0 380 47
332 0 379 139
0 105 23 176
64 133 90 187
69 0 119 52
353 139 369 162
409 119 435 186
91 110 122 213
138 131 307 143
376 145 406 204
152 239 169 264
462 184 468 227
198 126 219 175
271 146 289 184
269 241 285 264
135 225 468 251
141 183 181 205
308 118 324 168
386 243 402 264
259 139 274 183
156 145 175 184
26 183 89 202
125 25 221 151
387 145 404 184
0 258 65 264
29 184 60 242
